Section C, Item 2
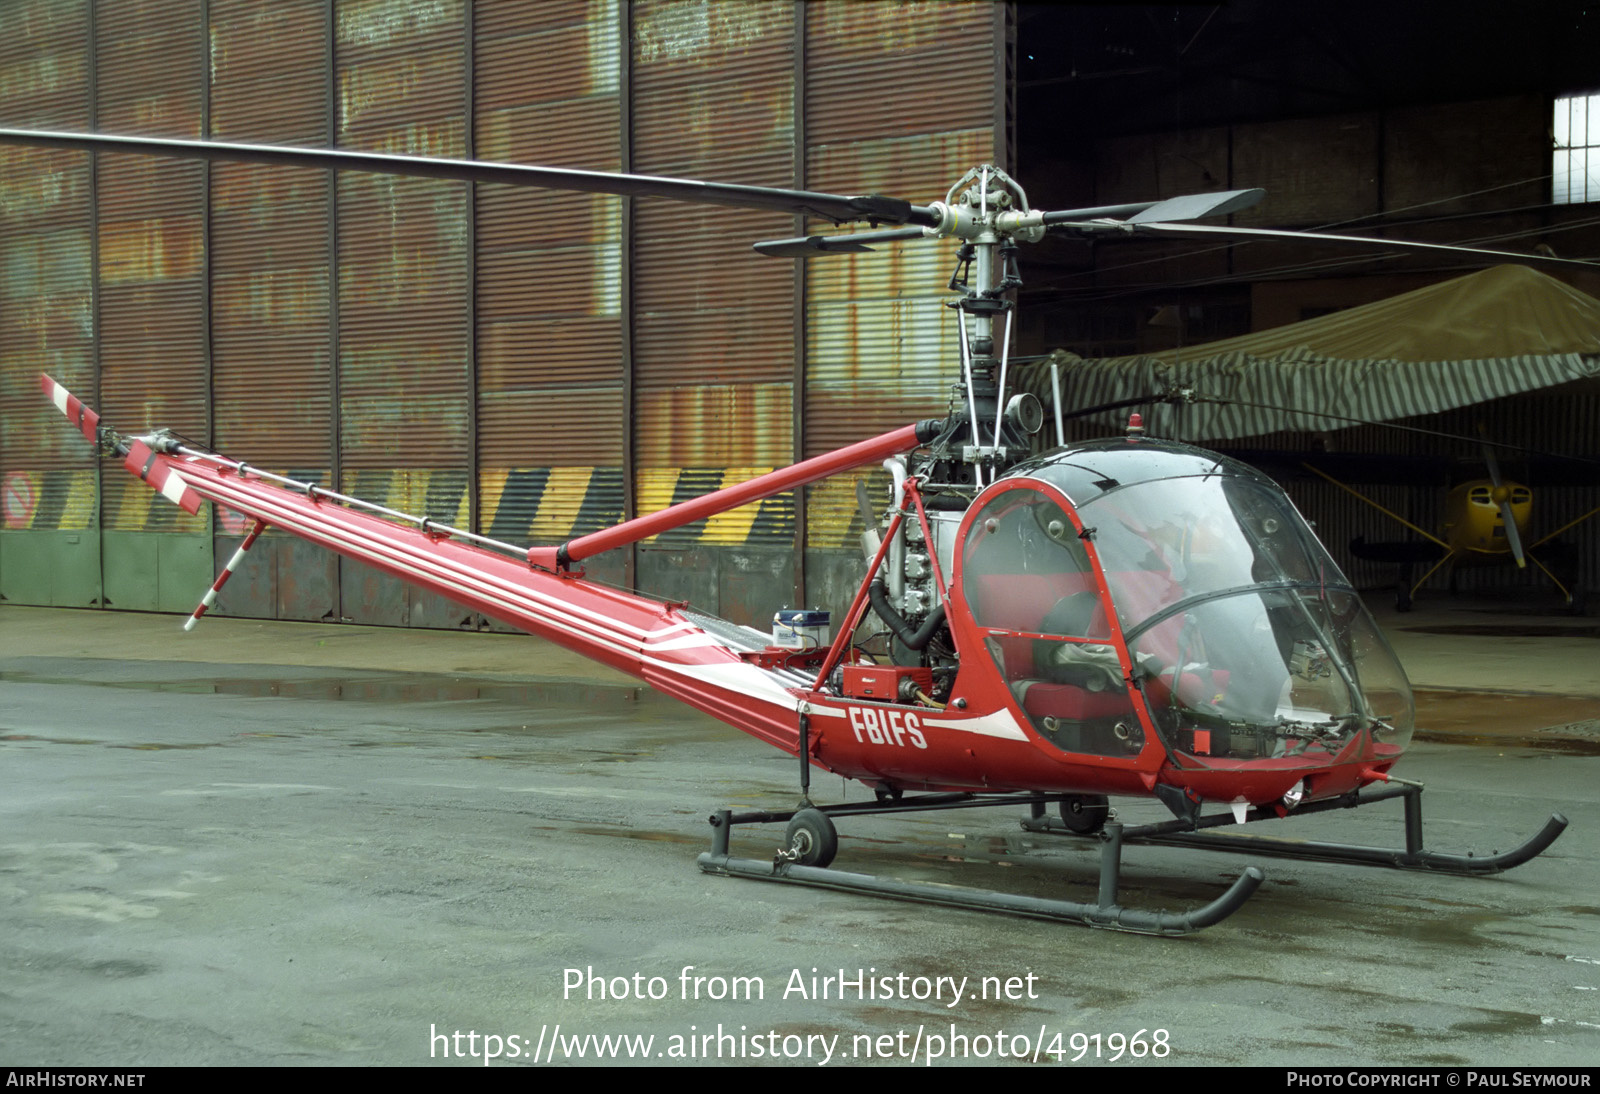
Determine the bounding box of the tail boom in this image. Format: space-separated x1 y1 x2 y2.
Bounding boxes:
144 449 811 753
38 372 819 760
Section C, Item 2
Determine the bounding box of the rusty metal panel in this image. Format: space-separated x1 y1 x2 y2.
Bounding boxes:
630 4 795 402
630 0 795 399
96 0 208 533
336 0 469 475
804 2 994 144
801 2 998 552
335 2 472 626
209 0 332 479
473 0 624 540
632 202 794 390
803 125 993 463
0 0 94 542
630 1 797 549
634 383 792 468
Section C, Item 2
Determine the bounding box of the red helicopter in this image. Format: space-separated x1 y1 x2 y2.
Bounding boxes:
7 127 1574 934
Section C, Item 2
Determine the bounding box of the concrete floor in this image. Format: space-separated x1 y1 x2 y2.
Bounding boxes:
5 595 1596 700
1 600 1596 1068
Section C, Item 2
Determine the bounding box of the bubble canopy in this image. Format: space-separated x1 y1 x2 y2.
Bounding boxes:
957 439 1415 771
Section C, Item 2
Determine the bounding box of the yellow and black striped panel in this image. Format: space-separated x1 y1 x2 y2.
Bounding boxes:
635 468 794 549
475 465 901 551
480 466 624 546
341 468 472 531
104 474 207 533
0 469 96 530
1 463 906 553
805 466 899 551
479 465 801 549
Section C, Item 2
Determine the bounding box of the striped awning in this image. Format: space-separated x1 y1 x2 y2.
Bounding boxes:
1025 265 1600 441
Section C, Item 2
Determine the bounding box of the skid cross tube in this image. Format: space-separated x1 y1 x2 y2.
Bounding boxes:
1023 784 1568 875
697 793 1264 935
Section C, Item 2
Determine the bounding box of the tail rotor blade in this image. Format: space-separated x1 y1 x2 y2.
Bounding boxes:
39 373 100 443
41 372 205 516
122 440 205 516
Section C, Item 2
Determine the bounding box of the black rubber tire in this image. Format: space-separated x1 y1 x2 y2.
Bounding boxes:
1058 794 1110 835
784 808 839 868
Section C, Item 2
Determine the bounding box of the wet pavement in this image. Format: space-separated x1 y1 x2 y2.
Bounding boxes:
1 603 1597 1067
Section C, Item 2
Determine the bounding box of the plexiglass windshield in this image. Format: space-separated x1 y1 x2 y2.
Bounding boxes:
1077 469 1414 758
969 444 1415 763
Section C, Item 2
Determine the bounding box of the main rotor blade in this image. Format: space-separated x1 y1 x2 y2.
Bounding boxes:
1040 189 1265 227
751 189 1271 257
1126 188 1265 222
752 226 926 258
1122 221 1600 270
0 128 941 227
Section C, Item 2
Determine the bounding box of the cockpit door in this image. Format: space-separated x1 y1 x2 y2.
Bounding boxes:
953 480 1155 763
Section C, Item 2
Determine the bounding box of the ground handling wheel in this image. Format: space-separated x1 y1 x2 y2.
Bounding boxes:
1059 794 1110 835
782 808 838 868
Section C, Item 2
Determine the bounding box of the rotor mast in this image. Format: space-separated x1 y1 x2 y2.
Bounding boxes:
918 165 1045 488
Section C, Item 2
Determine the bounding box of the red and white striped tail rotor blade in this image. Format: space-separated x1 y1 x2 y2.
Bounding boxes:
39 373 100 443
123 439 204 516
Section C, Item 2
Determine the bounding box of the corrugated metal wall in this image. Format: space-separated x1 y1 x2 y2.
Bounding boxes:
208 0 337 620
0 0 1003 626
803 2 1001 560
95 0 208 554
474 0 626 566
633 1 796 555
335 0 473 626
0 0 98 608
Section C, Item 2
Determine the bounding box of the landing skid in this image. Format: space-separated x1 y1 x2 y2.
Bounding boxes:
1022 783 1569 874
696 793 1264 936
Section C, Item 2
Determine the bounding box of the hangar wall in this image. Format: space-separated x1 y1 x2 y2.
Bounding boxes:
0 0 1008 628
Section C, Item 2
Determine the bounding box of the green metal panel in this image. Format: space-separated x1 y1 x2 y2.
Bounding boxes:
100 531 209 613
0 532 52 606
54 529 101 607
0 530 102 608
157 533 213 615
101 531 159 611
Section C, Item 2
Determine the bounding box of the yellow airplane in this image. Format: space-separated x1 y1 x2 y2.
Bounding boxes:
1306 452 1596 612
